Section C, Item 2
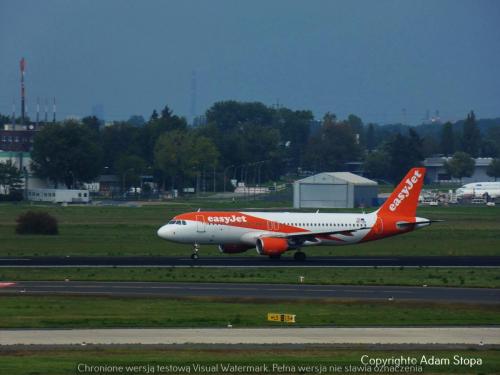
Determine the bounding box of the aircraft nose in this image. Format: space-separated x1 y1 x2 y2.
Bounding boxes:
157 225 170 239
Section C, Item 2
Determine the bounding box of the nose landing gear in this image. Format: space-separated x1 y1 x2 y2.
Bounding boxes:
191 243 200 260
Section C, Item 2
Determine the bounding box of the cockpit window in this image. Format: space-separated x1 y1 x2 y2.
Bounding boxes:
167 220 187 225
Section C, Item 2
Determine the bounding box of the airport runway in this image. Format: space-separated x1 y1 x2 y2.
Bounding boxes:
1 327 498 346
1 281 499 304
1 255 499 267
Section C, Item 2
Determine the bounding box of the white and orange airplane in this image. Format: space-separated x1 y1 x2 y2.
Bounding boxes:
157 167 440 260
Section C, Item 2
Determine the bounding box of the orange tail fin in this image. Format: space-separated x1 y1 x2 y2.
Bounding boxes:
378 167 426 217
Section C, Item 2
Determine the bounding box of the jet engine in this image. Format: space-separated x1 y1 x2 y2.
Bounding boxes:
218 244 253 254
256 237 290 255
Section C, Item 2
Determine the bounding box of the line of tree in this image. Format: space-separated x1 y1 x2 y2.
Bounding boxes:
2 103 500 194
0 160 23 200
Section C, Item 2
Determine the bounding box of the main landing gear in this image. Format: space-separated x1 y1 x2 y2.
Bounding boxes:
294 251 306 261
191 243 200 260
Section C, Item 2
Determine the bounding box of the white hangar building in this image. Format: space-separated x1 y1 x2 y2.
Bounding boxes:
293 172 378 209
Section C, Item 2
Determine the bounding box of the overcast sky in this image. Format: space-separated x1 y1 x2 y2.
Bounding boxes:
1 0 499 124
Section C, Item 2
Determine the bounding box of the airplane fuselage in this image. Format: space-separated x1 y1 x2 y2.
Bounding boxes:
158 211 429 249
157 168 434 258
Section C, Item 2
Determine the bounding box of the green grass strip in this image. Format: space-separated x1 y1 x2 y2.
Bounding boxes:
1 204 499 257
2 267 500 288
0 348 498 374
1 296 499 328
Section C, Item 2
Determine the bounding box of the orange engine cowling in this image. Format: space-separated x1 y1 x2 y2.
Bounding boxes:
256 237 290 255
218 244 253 254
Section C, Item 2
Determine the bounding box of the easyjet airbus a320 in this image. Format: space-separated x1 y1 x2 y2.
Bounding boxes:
157 167 440 260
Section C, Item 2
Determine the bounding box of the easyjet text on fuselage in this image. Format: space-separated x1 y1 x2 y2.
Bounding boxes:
207 215 248 224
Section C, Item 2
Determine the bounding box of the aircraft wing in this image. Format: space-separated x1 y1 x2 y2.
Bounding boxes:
264 226 372 241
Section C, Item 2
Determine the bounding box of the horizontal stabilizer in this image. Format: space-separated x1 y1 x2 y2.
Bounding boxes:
396 220 444 227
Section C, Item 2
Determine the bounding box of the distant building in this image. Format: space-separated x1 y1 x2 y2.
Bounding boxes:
424 157 494 183
97 174 121 194
0 123 38 152
293 172 378 208
0 150 30 171
91 104 105 121
27 188 89 203
191 115 207 127
0 151 49 190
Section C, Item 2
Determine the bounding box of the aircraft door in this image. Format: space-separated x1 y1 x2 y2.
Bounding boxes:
196 215 205 233
374 216 384 235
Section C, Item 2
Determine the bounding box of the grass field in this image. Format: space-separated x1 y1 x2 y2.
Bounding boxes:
0 203 499 257
0 347 498 375
2 266 500 288
1 296 499 328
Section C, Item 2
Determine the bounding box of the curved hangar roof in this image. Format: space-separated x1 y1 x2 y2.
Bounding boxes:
296 172 377 186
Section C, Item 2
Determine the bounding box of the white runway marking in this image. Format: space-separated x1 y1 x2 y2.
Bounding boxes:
0 328 498 346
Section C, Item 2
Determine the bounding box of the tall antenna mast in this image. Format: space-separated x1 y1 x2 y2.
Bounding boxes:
44 98 48 123
36 97 40 128
11 99 16 126
52 97 56 123
20 57 26 125
190 70 197 122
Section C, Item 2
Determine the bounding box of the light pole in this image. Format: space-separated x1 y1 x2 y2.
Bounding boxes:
122 168 133 197
23 166 28 201
213 165 216 193
223 165 234 193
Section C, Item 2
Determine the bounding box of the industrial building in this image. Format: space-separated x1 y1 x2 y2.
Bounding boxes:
0 124 37 152
27 188 90 203
293 172 378 209
424 157 495 183
0 150 50 196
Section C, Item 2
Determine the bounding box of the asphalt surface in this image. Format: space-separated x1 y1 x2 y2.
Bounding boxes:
1 281 499 304
1 255 499 267
1 328 498 346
